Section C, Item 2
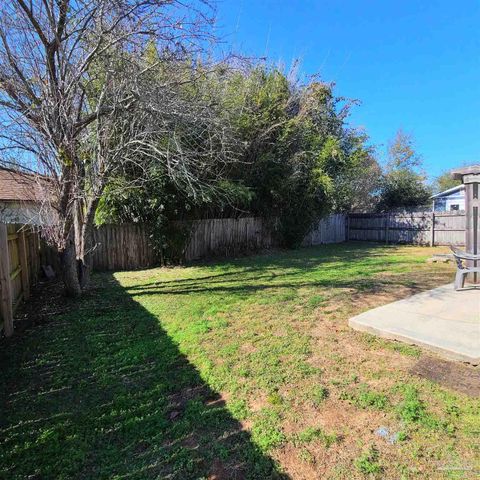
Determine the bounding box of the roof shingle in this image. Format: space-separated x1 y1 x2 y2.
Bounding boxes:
0 167 46 202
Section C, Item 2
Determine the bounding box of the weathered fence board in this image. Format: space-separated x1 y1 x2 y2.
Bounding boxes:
0 224 13 336
184 217 275 262
89 215 347 269
302 214 346 246
348 214 388 242
0 224 44 336
92 224 156 271
433 212 466 246
348 211 465 246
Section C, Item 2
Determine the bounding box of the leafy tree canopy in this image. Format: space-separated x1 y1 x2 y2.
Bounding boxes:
377 130 431 211
98 62 379 254
433 171 462 194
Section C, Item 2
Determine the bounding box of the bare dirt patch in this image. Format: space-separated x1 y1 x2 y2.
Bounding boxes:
411 356 480 398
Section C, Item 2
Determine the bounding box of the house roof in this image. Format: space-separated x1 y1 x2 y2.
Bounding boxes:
0 167 47 202
431 184 465 199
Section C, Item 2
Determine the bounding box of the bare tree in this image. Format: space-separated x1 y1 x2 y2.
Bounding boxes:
0 0 233 296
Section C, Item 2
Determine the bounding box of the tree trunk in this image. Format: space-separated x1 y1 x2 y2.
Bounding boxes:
61 235 82 297
76 197 99 290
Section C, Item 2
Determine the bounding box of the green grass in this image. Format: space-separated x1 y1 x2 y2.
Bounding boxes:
355 446 383 476
340 385 389 410
0 242 478 479
291 427 338 448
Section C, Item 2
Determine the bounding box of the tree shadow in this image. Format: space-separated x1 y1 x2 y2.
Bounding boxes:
121 242 442 297
0 275 289 479
122 275 431 302
125 242 404 291
125 242 423 298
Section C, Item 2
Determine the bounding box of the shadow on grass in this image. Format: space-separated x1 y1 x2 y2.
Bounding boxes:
0 274 288 480
123 276 426 299
127 242 405 291
123 242 438 300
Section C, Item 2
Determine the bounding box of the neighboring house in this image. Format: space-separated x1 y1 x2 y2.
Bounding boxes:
0 167 50 225
431 184 465 212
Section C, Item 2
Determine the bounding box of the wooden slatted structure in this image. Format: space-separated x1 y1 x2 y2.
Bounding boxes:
0 224 42 336
183 217 275 262
91 223 156 271
348 211 465 245
302 214 346 246
91 216 349 267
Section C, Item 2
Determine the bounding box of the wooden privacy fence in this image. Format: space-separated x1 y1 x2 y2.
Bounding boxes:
184 217 275 261
92 223 156 271
92 215 348 270
348 211 465 246
302 214 346 247
76 211 467 273
0 224 44 336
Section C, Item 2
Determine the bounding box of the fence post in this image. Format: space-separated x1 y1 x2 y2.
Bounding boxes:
385 213 390 244
18 230 30 300
430 211 435 247
345 214 350 242
0 224 14 337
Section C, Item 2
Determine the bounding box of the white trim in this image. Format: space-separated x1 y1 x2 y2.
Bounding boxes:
431 184 465 199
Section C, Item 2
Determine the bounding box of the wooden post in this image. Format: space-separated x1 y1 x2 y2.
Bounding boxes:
385 213 390 244
0 224 14 337
18 230 30 300
430 211 435 247
451 166 480 283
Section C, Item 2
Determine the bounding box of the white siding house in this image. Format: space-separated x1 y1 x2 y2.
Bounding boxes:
0 167 51 225
432 185 465 212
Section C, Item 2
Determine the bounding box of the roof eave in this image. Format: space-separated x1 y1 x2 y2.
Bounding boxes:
431 184 465 199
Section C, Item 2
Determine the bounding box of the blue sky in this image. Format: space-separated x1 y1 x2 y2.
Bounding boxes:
216 0 480 179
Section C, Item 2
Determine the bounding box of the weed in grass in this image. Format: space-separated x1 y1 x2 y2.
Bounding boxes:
355 445 383 476
331 373 359 387
211 317 229 329
295 426 324 444
396 463 411 480
397 385 440 429
307 294 326 308
387 342 421 358
445 404 460 418
267 392 283 406
292 427 339 448
308 385 329 407
298 448 315 464
360 334 421 358
220 343 240 356
397 387 426 422
357 388 389 410
296 362 320 378
340 385 388 410
228 398 250 420
276 290 298 302
237 366 251 378
251 408 286 451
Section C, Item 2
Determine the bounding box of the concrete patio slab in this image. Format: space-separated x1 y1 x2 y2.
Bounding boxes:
349 284 480 364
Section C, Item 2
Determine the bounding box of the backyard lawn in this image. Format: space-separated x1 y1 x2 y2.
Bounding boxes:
1 243 478 479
